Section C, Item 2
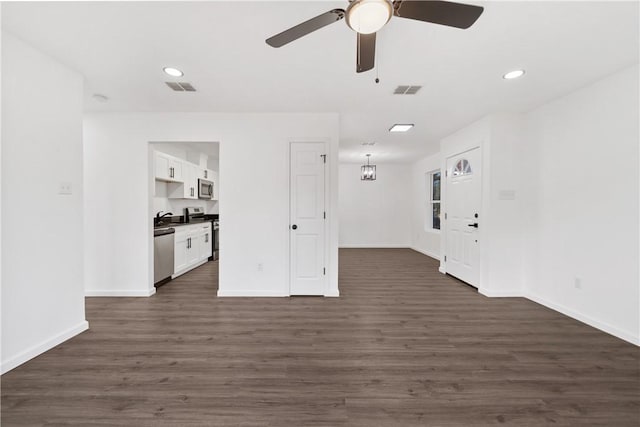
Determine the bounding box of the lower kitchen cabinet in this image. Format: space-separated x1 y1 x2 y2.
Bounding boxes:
172 223 212 278
199 225 213 261
174 230 189 274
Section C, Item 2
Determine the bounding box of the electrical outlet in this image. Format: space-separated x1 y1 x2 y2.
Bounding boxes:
574 277 582 290
58 182 73 195
257 263 263 272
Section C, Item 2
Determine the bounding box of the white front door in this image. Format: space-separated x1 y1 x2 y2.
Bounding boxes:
445 147 481 287
290 142 326 295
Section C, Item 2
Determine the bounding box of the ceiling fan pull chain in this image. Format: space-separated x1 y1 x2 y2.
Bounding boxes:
375 42 380 84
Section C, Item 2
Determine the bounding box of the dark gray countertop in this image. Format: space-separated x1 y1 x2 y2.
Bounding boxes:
154 219 213 229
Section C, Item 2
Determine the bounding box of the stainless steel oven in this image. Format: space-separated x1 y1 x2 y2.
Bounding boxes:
198 179 214 199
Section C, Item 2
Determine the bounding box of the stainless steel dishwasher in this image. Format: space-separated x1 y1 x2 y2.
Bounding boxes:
154 227 175 285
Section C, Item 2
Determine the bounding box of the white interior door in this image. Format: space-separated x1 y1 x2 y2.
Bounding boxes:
445 147 481 286
290 142 326 295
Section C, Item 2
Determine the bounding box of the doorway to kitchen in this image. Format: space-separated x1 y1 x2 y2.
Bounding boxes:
149 141 220 294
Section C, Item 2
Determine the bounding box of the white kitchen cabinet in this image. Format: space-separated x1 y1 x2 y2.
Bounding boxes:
201 168 215 180
210 170 219 200
155 151 183 182
173 229 190 274
198 224 213 261
172 223 212 278
168 162 198 199
186 231 200 266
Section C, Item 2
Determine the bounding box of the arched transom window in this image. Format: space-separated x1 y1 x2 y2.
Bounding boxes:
452 159 472 176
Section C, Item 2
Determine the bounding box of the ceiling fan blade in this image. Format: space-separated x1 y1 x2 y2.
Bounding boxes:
266 9 345 48
393 0 484 29
356 32 376 73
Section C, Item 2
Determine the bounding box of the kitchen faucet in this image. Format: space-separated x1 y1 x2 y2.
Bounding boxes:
155 211 173 225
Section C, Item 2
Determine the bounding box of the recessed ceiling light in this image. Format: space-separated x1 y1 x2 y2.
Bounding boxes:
163 67 184 77
503 69 525 80
389 124 414 133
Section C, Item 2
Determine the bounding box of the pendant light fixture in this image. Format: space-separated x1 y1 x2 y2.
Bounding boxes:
361 154 376 181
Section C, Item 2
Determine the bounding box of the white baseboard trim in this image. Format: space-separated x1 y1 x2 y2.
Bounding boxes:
339 244 411 248
409 246 440 261
217 290 289 297
438 266 446 274
85 288 156 297
479 288 523 298
524 291 639 346
1 320 89 374
218 289 340 297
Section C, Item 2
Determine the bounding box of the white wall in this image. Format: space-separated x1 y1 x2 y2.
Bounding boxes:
435 64 639 344
338 163 411 247
410 153 441 259
83 113 340 297
1 32 88 373
522 64 639 344
437 114 526 297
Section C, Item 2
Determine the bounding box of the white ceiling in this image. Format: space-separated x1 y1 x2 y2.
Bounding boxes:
3 1 639 163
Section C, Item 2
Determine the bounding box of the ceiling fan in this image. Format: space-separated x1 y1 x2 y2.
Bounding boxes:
266 0 484 73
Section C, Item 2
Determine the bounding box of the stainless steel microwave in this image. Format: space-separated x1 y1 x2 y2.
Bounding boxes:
198 179 214 199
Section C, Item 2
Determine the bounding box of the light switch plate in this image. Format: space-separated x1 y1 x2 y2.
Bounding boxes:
58 182 73 195
498 190 516 200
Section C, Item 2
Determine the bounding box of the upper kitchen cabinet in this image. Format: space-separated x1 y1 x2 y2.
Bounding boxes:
210 170 219 200
155 151 184 182
200 168 215 180
168 162 198 199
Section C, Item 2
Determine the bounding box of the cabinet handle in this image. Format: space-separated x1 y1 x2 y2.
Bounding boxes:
169 167 174 178
205 234 208 243
204 170 208 178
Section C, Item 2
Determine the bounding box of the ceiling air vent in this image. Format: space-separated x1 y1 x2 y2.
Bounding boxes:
393 85 422 95
165 82 197 92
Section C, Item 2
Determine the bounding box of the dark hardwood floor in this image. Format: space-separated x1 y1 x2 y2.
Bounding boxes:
2 249 639 426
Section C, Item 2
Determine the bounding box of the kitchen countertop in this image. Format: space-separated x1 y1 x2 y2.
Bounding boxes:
154 219 214 229
154 214 218 229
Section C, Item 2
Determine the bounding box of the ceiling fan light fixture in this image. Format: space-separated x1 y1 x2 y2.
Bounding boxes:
346 0 393 34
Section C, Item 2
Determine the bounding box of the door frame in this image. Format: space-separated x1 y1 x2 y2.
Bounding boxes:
288 140 330 296
442 146 483 288
147 140 220 297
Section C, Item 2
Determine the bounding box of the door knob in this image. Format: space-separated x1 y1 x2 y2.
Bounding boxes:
291 224 298 230
467 223 479 228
